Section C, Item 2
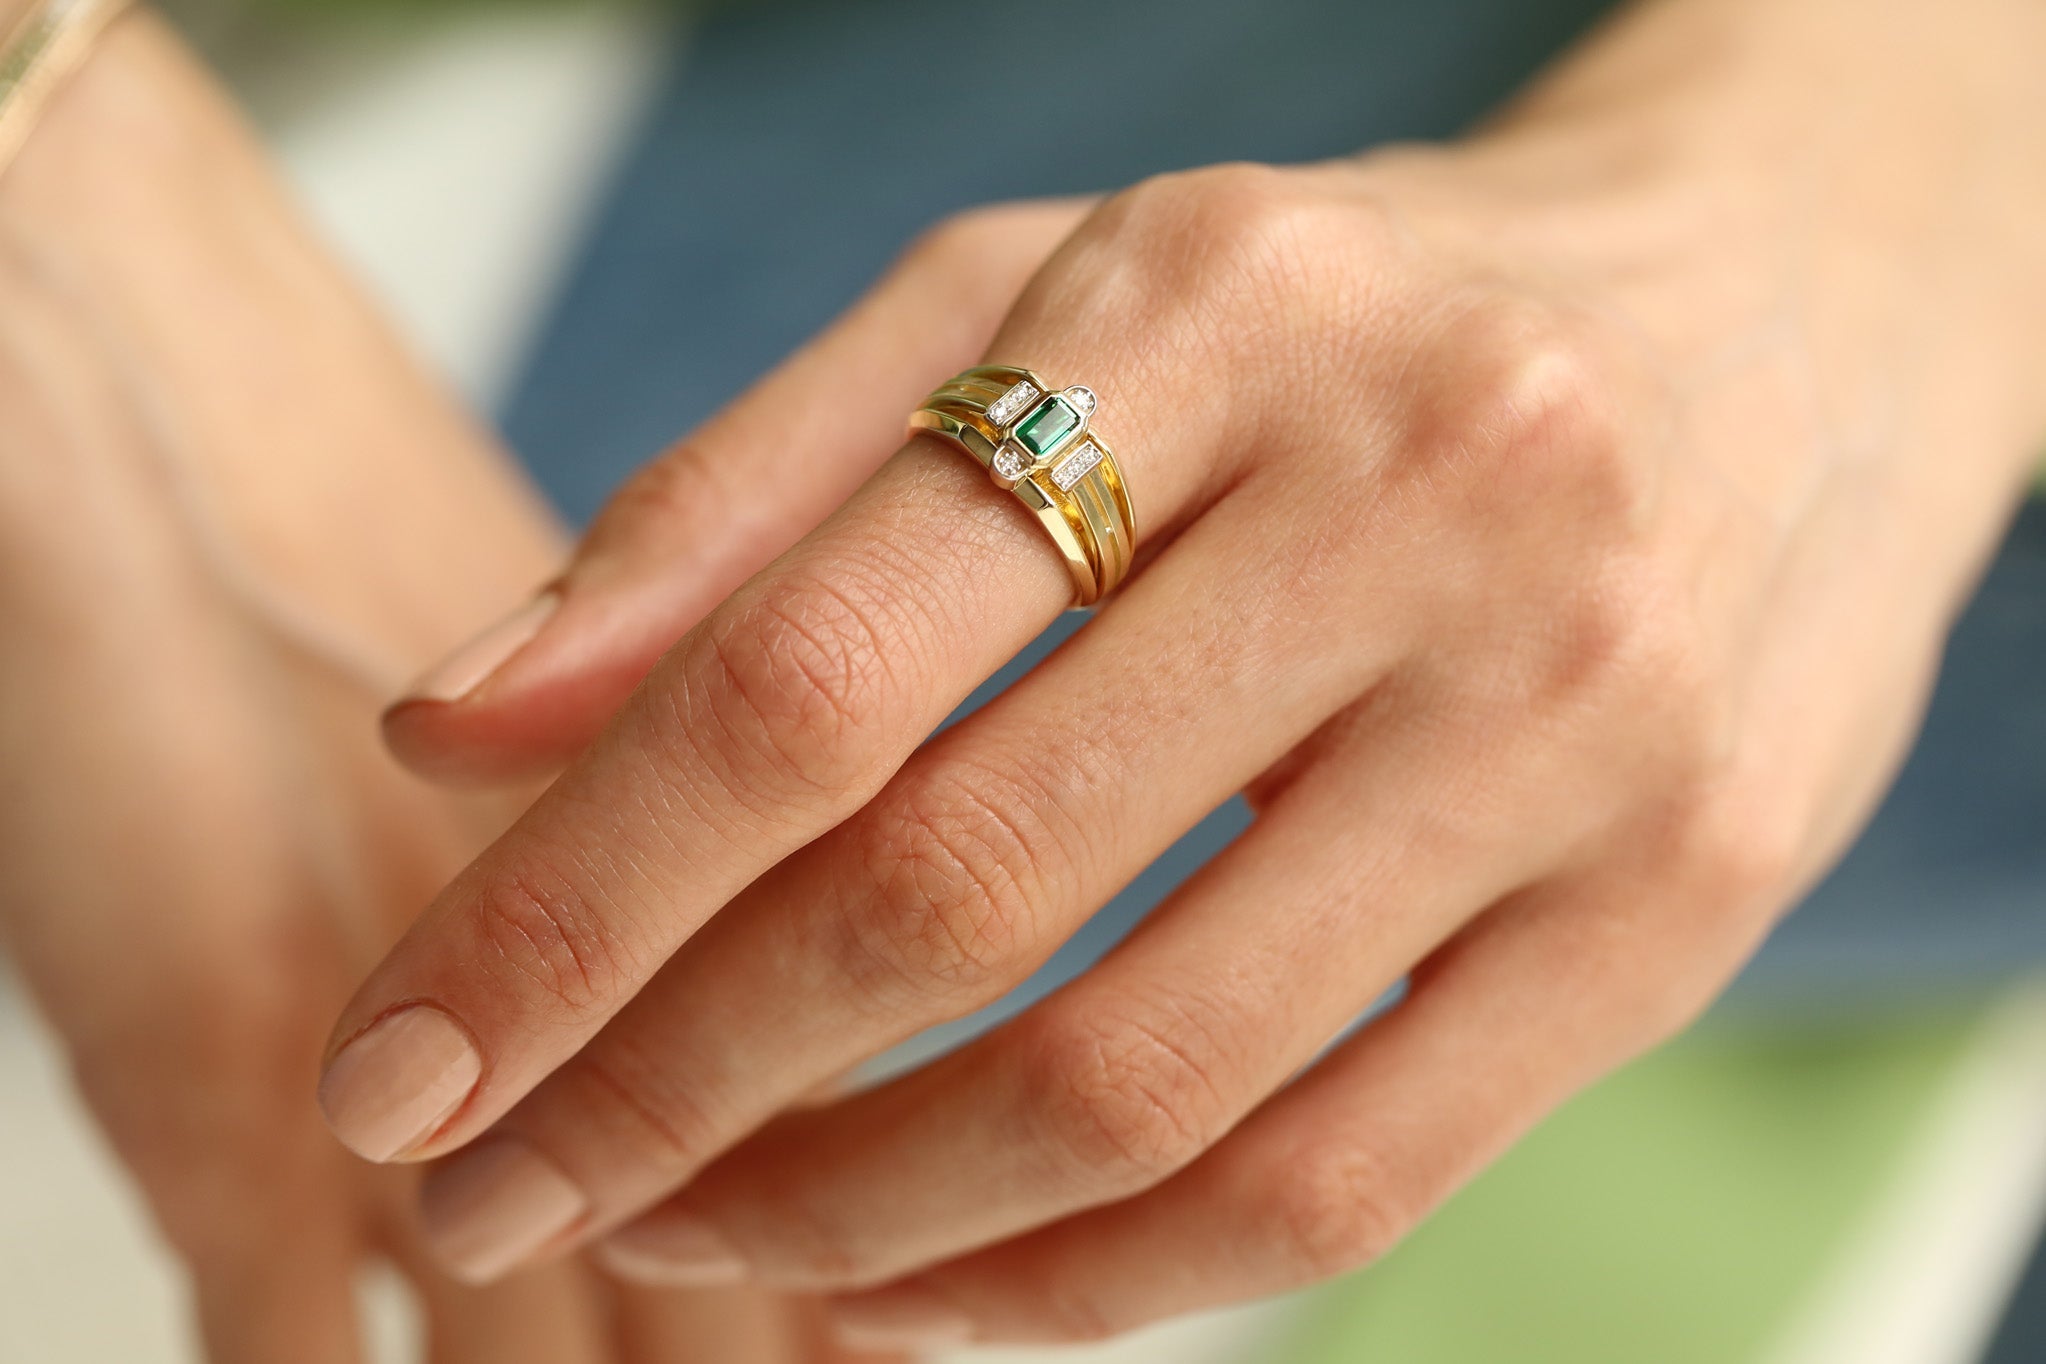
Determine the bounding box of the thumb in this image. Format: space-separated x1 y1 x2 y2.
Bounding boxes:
383 201 1083 785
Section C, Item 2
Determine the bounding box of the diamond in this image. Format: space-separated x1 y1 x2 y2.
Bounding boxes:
1050 440 1103 492
1066 386 1097 416
986 380 1040 427
992 441 1031 480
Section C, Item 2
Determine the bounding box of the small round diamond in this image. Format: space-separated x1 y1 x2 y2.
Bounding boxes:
992 444 1029 480
1051 440 1104 491
1066 386 1097 415
986 380 1040 427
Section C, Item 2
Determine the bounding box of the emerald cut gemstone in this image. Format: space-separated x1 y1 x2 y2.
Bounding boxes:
1014 396 1083 459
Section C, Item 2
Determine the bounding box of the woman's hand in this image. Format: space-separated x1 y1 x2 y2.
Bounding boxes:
327 0 2046 1349
0 17 876 1364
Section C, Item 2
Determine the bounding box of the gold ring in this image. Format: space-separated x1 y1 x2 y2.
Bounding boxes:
909 365 1137 607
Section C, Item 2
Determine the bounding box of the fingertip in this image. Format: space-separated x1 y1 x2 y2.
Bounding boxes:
382 576 717 786
378 586 589 784
380 594 654 786
380 695 579 787
318 1004 483 1163
402 591 561 707
825 1284 976 1354
418 1136 590 1284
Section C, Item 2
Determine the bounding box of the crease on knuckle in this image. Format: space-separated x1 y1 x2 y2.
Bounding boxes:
1029 1004 1232 1189
469 866 628 1016
698 571 901 800
1270 1140 1417 1280
842 768 1052 1003
590 439 728 554
1035 1280 1120 1344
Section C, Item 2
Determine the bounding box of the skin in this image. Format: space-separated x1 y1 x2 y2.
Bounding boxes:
0 13 879 1364
331 0 2046 1351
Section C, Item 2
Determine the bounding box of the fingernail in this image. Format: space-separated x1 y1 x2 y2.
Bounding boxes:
318 1005 481 1162
420 1137 589 1284
596 1212 749 1287
828 1286 975 1352
399 591 559 705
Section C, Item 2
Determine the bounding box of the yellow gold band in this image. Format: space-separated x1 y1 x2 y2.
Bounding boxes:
910 365 1138 607
0 0 131 182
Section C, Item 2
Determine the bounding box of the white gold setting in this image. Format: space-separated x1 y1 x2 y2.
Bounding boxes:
985 381 1104 488
985 380 1040 427
1050 440 1104 492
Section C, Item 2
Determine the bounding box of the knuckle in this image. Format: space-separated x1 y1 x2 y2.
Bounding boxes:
1268 1140 1417 1279
904 203 1039 276
1404 296 1637 520
1103 163 1364 327
468 864 629 1016
1547 557 1722 738
1023 1003 1232 1189
589 440 725 553
840 768 1053 1003
1585 782 1805 1048
697 572 902 799
1665 781 1805 919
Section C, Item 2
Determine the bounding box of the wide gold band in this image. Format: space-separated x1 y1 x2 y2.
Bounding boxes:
910 365 1138 607
0 0 131 180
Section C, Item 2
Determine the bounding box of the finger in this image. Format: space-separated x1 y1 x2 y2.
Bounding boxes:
165 1116 368 1364
408 1255 614 1364
607 1276 911 1364
321 187 1262 1170
606 1274 808 1364
364 1164 614 1364
383 202 1086 786
825 849 1779 1350
415 486 1394 1279
188 1210 362 1364
599 689 1605 1297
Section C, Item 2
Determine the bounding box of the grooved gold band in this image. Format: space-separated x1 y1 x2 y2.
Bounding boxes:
910 365 1138 607
0 0 130 181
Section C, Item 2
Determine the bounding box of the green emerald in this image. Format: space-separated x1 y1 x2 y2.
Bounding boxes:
1014 396 1082 458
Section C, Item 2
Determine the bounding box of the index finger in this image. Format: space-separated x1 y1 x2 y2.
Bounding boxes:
317 302 1239 1165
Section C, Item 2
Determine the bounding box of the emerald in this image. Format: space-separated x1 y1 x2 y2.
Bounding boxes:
1014 396 1083 459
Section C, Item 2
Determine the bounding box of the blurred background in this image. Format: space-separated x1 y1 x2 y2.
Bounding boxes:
2 0 2043 1360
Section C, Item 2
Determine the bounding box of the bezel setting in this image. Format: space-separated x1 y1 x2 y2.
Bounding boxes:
986 380 1100 488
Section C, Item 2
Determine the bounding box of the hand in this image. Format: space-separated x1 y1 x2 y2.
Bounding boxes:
325 0 2046 1350
0 17 874 1363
